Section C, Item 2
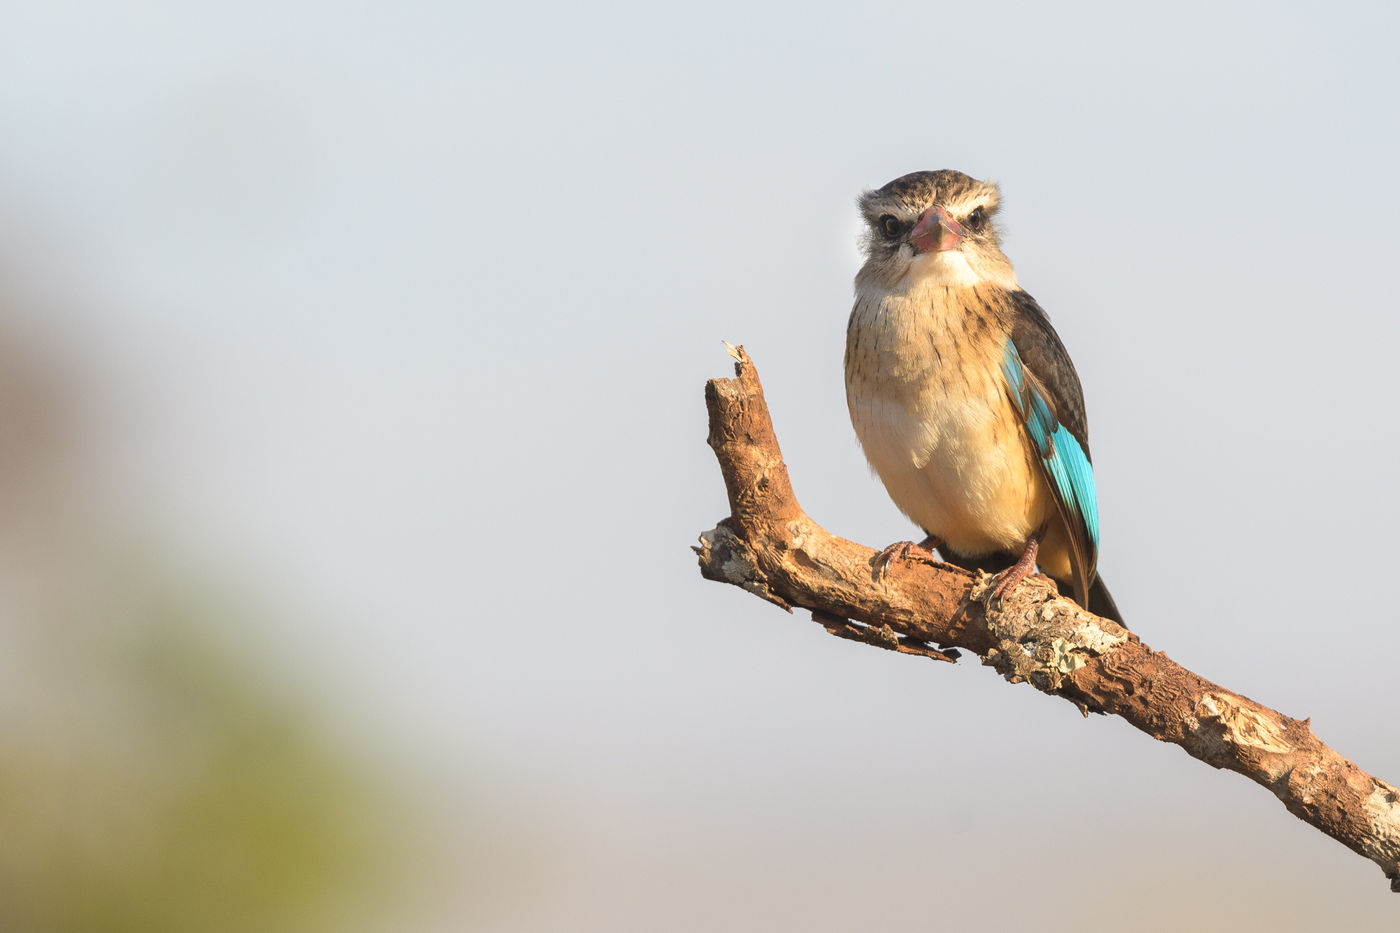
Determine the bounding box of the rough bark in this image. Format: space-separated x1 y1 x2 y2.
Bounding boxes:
694 347 1400 892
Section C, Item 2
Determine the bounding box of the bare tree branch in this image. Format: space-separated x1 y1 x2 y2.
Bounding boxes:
694 348 1400 892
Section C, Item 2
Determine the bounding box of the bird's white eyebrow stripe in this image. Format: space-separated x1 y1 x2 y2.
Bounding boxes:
860 189 999 227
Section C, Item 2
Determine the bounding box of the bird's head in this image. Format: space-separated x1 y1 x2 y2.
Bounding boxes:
856 170 1016 292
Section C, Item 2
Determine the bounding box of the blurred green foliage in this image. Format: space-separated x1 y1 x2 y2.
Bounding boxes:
0 579 402 933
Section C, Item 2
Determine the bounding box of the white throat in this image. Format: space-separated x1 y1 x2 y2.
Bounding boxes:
907 249 986 289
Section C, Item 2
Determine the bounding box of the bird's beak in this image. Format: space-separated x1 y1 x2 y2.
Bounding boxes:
908 207 964 253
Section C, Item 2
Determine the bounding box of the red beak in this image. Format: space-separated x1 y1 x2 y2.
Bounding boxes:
908 206 964 253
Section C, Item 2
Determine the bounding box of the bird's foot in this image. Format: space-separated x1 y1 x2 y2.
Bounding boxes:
987 535 1041 607
874 534 944 579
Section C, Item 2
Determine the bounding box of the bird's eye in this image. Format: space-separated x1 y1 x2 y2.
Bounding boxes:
879 215 902 238
966 207 986 229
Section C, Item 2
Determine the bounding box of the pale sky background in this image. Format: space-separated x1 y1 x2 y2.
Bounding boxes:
3 1 1399 930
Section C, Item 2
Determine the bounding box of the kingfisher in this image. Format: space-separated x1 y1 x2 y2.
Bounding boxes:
844 169 1122 624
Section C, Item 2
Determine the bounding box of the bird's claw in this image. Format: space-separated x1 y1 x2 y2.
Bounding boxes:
983 535 1041 609
873 534 944 580
987 566 1029 607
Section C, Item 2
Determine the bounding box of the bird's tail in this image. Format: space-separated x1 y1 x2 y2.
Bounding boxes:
1087 575 1125 628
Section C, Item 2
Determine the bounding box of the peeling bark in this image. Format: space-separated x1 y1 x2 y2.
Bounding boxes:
694 348 1400 892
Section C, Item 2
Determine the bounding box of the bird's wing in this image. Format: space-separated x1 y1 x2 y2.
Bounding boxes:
999 291 1099 606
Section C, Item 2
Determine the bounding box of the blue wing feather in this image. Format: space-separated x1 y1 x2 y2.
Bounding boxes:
1001 340 1100 601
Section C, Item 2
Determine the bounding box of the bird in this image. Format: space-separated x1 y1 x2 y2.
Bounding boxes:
843 169 1123 625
